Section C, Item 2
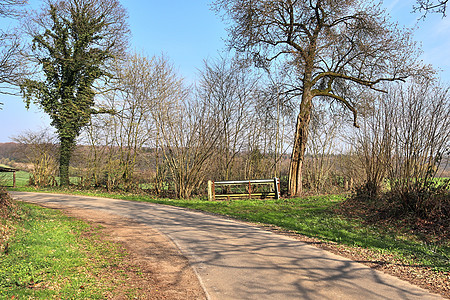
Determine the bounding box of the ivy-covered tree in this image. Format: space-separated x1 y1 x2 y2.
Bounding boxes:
21 0 129 186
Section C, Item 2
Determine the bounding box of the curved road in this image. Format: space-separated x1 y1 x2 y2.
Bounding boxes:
11 192 443 300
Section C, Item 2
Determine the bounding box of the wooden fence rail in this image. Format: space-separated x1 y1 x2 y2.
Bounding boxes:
207 178 280 201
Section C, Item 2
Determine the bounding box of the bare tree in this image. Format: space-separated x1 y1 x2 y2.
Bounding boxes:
213 0 429 196
352 91 395 196
76 113 113 187
239 84 292 180
0 0 26 17
107 55 221 198
0 0 27 100
198 56 257 181
102 53 162 189
156 93 220 198
387 81 449 211
82 54 199 195
143 56 186 195
198 58 293 182
266 69 295 179
13 129 58 187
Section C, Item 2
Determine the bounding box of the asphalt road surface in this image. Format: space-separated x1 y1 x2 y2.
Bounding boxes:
11 192 444 300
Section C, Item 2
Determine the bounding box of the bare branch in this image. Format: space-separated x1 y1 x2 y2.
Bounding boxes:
312 89 359 128
311 71 407 91
414 0 448 17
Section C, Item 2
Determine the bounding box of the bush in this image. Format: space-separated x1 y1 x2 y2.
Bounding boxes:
344 180 449 240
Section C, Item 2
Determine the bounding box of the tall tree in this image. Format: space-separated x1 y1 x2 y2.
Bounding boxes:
213 0 429 196
21 0 129 186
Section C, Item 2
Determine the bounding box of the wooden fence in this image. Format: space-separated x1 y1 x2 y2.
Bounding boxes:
0 166 19 188
207 178 280 201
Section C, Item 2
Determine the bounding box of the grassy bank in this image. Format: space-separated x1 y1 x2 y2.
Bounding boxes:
9 187 450 274
0 199 128 299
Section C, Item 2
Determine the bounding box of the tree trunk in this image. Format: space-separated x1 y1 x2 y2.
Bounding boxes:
288 89 313 197
59 136 75 187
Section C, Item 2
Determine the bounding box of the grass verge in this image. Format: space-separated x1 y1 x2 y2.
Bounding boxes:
0 198 129 299
9 186 449 275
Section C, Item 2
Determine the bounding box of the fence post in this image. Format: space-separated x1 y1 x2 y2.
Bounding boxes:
208 180 213 201
274 177 280 199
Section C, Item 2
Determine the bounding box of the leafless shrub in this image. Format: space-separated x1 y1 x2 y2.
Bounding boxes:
352 92 395 196
198 56 257 181
353 79 449 221
303 105 341 194
12 129 58 187
156 92 220 198
386 81 449 216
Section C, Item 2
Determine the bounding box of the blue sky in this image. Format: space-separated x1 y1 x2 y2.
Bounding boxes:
0 0 448 142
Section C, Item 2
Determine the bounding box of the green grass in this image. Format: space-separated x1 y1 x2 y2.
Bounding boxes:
0 170 30 187
8 186 450 273
0 201 127 299
0 169 81 188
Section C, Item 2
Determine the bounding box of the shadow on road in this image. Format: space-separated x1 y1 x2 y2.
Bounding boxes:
11 192 442 300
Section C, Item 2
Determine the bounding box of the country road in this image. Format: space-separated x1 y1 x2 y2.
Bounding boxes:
11 191 444 300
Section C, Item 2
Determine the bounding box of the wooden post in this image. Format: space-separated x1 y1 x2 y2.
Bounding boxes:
274 177 280 199
278 179 281 198
248 181 252 199
208 180 213 201
13 171 16 188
